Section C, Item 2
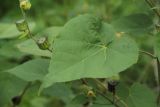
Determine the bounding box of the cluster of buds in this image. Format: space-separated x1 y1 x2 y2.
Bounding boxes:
15 0 31 37
16 0 52 51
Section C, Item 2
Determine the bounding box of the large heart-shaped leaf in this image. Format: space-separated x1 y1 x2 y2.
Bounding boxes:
17 27 62 57
42 14 139 88
6 58 49 82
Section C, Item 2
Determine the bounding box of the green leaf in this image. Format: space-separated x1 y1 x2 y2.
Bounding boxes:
43 83 75 103
0 40 25 59
66 95 87 107
111 13 153 35
92 95 115 107
6 58 49 82
42 14 139 88
17 26 62 57
0 22 35 39
0 58 18 71
0 72 27 106
126 83 156 107
116 83 129 100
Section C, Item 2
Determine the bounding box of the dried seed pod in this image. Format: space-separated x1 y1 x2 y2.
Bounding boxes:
107 80 118 93
15 19 28 32
37 37 50 50
20 0 31 10
107 74 120 93
11 96 21 106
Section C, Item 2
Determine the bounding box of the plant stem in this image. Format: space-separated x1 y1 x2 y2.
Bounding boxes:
157 58 160 104
145 0 160 18
19 1 52 53
139 50 157 59
96 90 120 107
47 48 53 53
93 79 128 107
145 0 160 105
12 82 31 107
20 82 31 98
20 8 36 42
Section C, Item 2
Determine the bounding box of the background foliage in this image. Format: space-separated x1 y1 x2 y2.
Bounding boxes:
0 0 159 107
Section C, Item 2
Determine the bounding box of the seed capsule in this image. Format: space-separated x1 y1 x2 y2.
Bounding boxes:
37 37 50 50
15 19 28 32
107 74 120 93
11 96 21 106
20 0 31 10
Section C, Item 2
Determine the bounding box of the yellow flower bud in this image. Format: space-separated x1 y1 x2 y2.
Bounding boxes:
87 90 96 97
20 0 31 10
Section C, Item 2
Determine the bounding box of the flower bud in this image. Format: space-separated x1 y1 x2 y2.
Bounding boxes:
87 90 96 97
37 37 50 50
15 19 28 32
20 0 31 10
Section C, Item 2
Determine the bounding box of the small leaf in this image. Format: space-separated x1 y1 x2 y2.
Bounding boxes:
6 58 49 82
43 83 75 103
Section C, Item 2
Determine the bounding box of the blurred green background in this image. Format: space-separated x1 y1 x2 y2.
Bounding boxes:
0 0 157 107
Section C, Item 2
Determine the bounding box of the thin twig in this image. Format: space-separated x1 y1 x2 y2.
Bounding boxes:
157 58 160 104
12 82 31 107
93 79 128 107
145 0 160 105
139 50 157 59
20 82 32 98
20 8 36 42
145 0 160 18
115 95 128 107
96 90 120 107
